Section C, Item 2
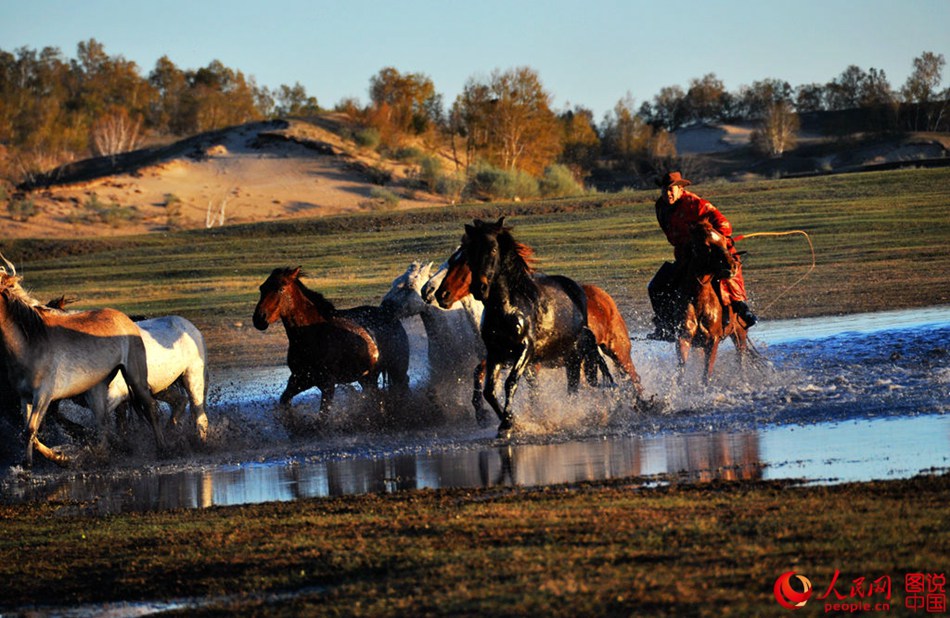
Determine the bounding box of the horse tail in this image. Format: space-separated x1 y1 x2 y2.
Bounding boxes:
548 275 589 324
121 334 166 451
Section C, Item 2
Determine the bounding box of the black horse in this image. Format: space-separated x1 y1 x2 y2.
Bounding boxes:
464 217 600 438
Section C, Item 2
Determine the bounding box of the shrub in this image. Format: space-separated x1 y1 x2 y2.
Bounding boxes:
465 162 539 201
369 186 400 209
354 127 381 150
417 154 443 188
539 164 586 198
70 193 141 228
7 196 36 221
435 173 466 202
391 146 423 162
163 193 184 230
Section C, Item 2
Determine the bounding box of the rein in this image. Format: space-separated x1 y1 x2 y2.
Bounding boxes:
733 230 815 313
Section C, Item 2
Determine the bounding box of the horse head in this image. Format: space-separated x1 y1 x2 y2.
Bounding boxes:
465 217 530 302
381 262 432 318
253 266 302 330
690 220 740 281
430 245 472 309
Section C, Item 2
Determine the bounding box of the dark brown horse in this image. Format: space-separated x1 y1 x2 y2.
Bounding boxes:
671 220 751 382
0 262 165 467
252 267 409 415
429 241 644 395
462 217 602 437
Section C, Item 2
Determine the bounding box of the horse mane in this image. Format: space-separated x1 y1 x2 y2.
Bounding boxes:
497 227 537 272
286 268 337 315
495 228 539 301
0 276 47 342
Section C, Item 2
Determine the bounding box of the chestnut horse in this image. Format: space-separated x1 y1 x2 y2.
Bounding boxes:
253 267 409 415
671 220 751 382
0 260 165 467
462 217 603 437
428 241 644 395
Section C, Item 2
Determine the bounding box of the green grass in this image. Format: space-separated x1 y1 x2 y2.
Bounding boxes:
2 167 949 368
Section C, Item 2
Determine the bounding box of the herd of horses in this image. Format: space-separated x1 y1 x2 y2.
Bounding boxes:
0 215 752 467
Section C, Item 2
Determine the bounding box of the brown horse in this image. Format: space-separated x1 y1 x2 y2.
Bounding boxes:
429 241 644 394
671 220 751 382
0 260 165 467
252 267 409 415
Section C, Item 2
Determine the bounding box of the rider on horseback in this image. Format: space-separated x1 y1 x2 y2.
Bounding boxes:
647 171 758 341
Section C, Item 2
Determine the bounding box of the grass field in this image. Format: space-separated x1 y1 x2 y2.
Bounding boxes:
1 475 947 615
2 167 948 370
1 167 949 615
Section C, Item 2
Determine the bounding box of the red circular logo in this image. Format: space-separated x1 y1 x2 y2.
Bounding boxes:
774 571 813 610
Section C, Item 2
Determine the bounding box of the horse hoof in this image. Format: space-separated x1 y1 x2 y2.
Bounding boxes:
495 422 513 440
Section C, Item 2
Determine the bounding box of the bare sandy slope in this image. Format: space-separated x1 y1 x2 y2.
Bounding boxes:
6 118 452 239
6 119 947 240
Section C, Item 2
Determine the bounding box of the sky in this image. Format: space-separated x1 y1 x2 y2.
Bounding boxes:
2 0 948 120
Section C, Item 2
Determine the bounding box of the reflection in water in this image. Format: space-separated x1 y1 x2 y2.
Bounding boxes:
5 430 766 514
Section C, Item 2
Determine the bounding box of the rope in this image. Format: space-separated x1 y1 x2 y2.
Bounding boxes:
733 230 815 314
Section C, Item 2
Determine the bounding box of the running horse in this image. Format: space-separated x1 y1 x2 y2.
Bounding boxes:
0 256 165 467
671 220 751 382
428 241 644 397
253 267 409 415
462 217 603 437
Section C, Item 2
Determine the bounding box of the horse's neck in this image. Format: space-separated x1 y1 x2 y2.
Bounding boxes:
0 294 39 368
282 285 331 329
489 259 535 316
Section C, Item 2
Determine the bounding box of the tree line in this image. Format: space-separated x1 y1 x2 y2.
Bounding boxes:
0 38 946 189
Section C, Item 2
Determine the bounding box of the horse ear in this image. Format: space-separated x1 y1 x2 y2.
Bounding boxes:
292 266 302 278
494 216 506 230
464 223 476 237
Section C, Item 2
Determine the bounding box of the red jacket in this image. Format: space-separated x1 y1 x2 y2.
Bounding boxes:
655 190 733 263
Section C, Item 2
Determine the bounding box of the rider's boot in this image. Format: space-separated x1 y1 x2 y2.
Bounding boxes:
731 301 758 328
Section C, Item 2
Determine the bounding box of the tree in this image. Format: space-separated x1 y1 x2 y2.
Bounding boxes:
558 106 600 176
368 67 439 138
751 102 799 157
454 67 561 175
651 85 686 131
736 79 794 119
684 73 726 124
90 106 142 157
902 51 947 131
274 82 319 117
826 65 867 110
795 83 827 113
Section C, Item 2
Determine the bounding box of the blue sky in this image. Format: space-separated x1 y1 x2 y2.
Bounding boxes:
2 0 948 120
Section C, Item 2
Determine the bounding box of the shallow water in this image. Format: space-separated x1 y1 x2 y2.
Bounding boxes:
2 306 948 515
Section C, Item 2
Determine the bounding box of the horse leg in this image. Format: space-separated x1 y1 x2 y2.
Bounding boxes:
703 340 721 384
499 345 533 435
160 384 189 432
318 383 336 416
25 393 68 468
472 360 489 426
121 366 167 455
481 359 507 433
676 338 691 384
279 373 311 406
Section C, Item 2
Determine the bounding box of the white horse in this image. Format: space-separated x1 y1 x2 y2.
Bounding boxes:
109 316 209 444
382 261 485 415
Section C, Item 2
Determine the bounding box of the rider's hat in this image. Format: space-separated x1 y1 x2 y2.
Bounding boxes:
657 171 692 188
